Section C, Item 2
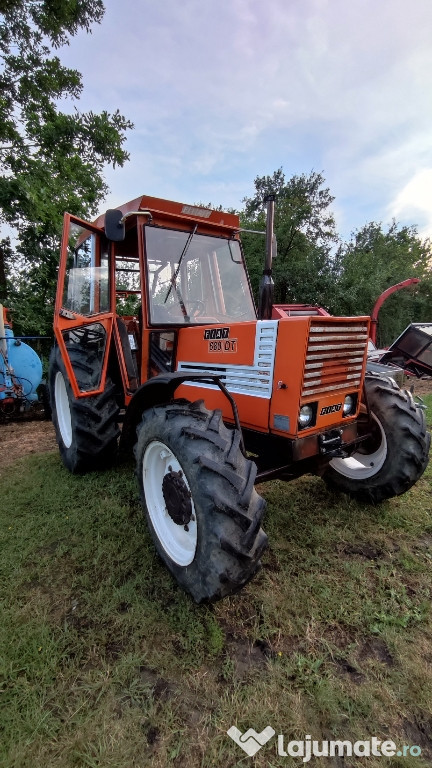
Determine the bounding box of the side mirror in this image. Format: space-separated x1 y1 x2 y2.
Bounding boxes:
105 209 125 241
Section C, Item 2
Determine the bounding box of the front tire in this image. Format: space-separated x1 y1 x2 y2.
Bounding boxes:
49 345 120 473
323 373 430 503
135 400 268 602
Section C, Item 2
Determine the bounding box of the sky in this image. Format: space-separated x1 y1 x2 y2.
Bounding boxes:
59 0 432 241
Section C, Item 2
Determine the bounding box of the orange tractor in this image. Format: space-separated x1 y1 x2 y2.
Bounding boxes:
49 195 431 601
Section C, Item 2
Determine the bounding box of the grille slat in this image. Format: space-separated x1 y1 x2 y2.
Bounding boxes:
309 333 368 342
304 365 363 379
310 325 368 333
305 356 364 369
306 351 365 361
307 342 368 352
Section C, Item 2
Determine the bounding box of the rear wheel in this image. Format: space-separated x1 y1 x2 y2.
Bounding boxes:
135 400 268 602
323 373 430 503
49 345 120 473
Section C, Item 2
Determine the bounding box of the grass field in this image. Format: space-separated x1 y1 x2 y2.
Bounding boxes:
1 394 432 767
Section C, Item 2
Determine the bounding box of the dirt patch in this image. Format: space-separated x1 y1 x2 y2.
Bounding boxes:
0 418 57 469
406 377 432 397
358 638 394 666
223 635 270 677
139 666 177 701
334 656 365 684
341 542 385 560
402 716 432 758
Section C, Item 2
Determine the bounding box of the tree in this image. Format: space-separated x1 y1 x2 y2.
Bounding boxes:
335 221 432 346
243 168 337 247
240 169 340 309
0 0 133 331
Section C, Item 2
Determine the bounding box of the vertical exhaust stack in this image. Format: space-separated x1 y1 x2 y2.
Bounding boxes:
258 194 275 320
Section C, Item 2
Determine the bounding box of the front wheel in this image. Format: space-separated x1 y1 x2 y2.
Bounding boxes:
135 400 268 602
323 374 430 503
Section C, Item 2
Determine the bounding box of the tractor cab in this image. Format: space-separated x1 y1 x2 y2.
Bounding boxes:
55 196 255 401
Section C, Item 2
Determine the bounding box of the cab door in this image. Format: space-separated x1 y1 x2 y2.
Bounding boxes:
54 214 113 398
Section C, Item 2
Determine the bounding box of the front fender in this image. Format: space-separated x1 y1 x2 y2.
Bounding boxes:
120 371 229 454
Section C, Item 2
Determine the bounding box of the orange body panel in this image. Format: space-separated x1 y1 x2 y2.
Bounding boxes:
173 315 369 440
175 383 270 431
270 318 309 436
175 321 271 430
271 316 370 438
176 322 257 366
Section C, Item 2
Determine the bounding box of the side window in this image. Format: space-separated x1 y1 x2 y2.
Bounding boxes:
114 228 141 317
63 224 109 315
149 331 176 377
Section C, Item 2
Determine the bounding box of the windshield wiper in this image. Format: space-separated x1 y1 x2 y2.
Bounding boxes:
164 225 198 320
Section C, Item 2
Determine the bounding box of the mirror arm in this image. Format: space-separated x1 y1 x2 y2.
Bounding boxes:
120 210 153 224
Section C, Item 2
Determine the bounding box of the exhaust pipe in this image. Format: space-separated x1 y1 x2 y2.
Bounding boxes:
258 194 275 320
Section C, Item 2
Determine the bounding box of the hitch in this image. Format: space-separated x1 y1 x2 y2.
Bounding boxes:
319 429 346 457
319 429 373 459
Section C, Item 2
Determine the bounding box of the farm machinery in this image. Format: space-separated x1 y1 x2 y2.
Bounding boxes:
0 304 46 416
366 279 432 381
49 195 431 601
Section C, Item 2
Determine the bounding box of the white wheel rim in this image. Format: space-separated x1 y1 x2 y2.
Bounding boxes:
54 371 72 448
142 440 198 566
330 414 387 479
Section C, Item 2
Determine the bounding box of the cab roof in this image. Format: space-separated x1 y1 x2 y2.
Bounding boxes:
94 195 240 233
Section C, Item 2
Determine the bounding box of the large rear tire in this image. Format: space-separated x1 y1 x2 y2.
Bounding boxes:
135 400 268 602
49 345 120 473
323 373 430 503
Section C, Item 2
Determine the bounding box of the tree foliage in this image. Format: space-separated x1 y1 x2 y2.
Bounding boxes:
0 0 133 332
239 168 431 346
334 221 432 346
241 168 340 309
243 167 337 248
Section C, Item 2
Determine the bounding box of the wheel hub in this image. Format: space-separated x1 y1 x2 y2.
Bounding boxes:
162 469 193 526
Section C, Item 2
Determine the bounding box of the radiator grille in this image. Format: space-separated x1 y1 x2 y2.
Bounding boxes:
302 321 368 397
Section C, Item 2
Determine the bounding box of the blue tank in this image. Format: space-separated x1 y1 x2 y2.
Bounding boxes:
0 320 43 410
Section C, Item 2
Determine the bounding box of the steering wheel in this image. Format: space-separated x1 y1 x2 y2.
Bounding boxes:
70 326 105 345
188 300 206 317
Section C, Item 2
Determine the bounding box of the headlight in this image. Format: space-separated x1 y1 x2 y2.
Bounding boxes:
299 404 313 428
343 394 355 416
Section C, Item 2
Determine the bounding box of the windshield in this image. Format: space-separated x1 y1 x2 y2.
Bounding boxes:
145 226 256 324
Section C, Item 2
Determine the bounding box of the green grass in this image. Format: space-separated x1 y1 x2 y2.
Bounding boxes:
1 395 432 767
